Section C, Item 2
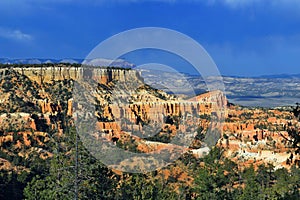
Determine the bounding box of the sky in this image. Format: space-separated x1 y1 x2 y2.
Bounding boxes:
0 0 300 76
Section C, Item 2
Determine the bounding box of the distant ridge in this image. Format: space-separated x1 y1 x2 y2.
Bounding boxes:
258 73 300 79
0 58 81 64
221 74 300 79
0 58 135 68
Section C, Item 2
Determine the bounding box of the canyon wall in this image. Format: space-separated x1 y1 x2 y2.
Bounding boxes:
5 65 143 85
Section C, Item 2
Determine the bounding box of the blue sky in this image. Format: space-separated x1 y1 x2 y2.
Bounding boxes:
0 0 300 76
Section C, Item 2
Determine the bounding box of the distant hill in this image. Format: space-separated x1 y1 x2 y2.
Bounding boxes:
0 58 81 64
0 58 135 68
139 70 300 108
258 74 300 79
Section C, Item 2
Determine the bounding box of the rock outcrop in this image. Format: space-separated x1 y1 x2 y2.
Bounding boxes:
11 65 142 85
1 65 299 172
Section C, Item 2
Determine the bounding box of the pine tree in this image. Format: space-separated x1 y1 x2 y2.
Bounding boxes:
24 126 118 199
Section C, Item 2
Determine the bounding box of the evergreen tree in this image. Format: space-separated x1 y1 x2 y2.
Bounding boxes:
193 147 239 199
24 126 118 200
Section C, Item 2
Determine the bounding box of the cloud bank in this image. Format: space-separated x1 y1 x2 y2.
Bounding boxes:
0 27 33 41
215 0 300 8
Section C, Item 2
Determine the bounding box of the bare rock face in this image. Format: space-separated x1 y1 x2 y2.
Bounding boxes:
91 68 142 84
0 158 13 171
38 99 62 114
220 105 300 169
67 98 73 116
13 66 142 85
94 99 224 140
2 65 299 171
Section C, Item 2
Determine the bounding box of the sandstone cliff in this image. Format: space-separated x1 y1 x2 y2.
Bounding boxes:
0 65 298 172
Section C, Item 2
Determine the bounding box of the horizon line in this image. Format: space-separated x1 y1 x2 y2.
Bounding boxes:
0 57 299 78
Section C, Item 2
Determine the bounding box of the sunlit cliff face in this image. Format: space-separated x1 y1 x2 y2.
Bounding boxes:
0 65 298 172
